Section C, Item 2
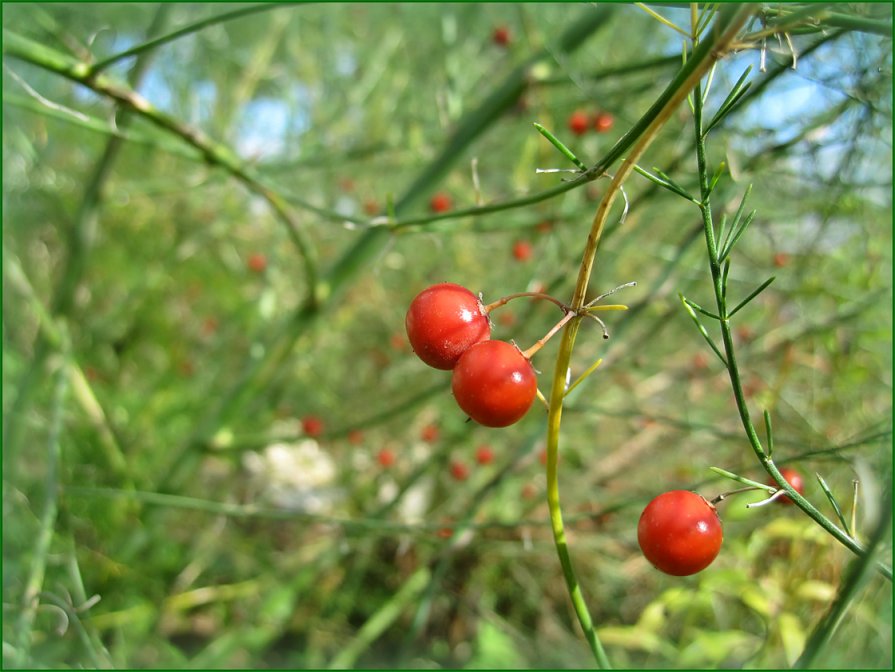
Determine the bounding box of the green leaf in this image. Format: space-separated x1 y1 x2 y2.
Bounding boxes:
779 612 807 667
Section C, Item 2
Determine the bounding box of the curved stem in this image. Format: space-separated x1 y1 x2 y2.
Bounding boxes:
483 291 568 314
543 6 755 668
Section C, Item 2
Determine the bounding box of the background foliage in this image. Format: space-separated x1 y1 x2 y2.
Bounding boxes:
3 3 892 668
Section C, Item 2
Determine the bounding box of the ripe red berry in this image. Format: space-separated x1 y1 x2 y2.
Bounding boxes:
421 423 440 443
451 340 537 427
450 460 469 481
770 467 805 505
568 110 590 136
405 283 491 370
512 240 533 262
377 448 396 468
492 25 511 47
593 111 614 133
430 192 452 213
301 415 324 438
638 490 723 576
475 445 494 465
247 252 267 273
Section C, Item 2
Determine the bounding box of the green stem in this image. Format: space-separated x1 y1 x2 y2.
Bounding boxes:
3 29 319 305
690 40 892 582
88 3 295 73
13 366 69 666
544 5 755 668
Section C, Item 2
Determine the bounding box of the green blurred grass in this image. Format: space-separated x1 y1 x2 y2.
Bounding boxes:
3 3 892 668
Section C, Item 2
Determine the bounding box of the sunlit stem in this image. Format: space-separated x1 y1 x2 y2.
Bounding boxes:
747 489 789 508
482 292 568 314
564 358 604 397
584 281 637 307
710 485 766 505
522 312 577 360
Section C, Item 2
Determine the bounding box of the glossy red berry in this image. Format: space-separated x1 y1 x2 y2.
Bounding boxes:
451 340 537 427
512 240 533 262
637 490 723 576
405 283 491 370
430 192 452 213
475 445 494 465
492 25 511 47
593 111 614 133
568 110 590 136
770 467 805 505
247 252 267 273
301 415 324 438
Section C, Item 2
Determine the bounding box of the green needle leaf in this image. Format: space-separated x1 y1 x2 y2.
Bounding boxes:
816 473 853 537
533 122 587 172
728 276 776 317
680 294 727 367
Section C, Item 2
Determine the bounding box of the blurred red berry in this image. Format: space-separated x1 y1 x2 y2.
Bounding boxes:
347 429 364 445
339 178 355 193
302 415 324 437
492 25 511 46
430 192 452 213
769 467 806 505
377 448 396 468
773 252 790 268
363 199 380 216
247 253 267 273
512 240 533 262
568 110 589 136
421 423 440 443
593 111 614 133
475 445 494 465
450 460 470 481
535 220 553 234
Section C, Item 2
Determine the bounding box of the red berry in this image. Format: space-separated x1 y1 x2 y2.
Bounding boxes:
593 111 614 133
638 490 723 576
301 415 324 438
421 423 440 443
377 448 396 468
430 192 452 213
475 445 494 465
363 199 380 216
347 429 364 445
451 340 537 427
773 252 790 268
568 110 590 136
512 240 533 262
492 25 511 46
247 253 267 273
770 467 805 505
405 283 491 370
450 460 469 481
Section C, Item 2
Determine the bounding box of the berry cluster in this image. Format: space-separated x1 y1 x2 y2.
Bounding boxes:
568 109 615 136
405 283 537 427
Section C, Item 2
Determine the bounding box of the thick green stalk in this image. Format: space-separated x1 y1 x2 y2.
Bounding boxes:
544 5 755 667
